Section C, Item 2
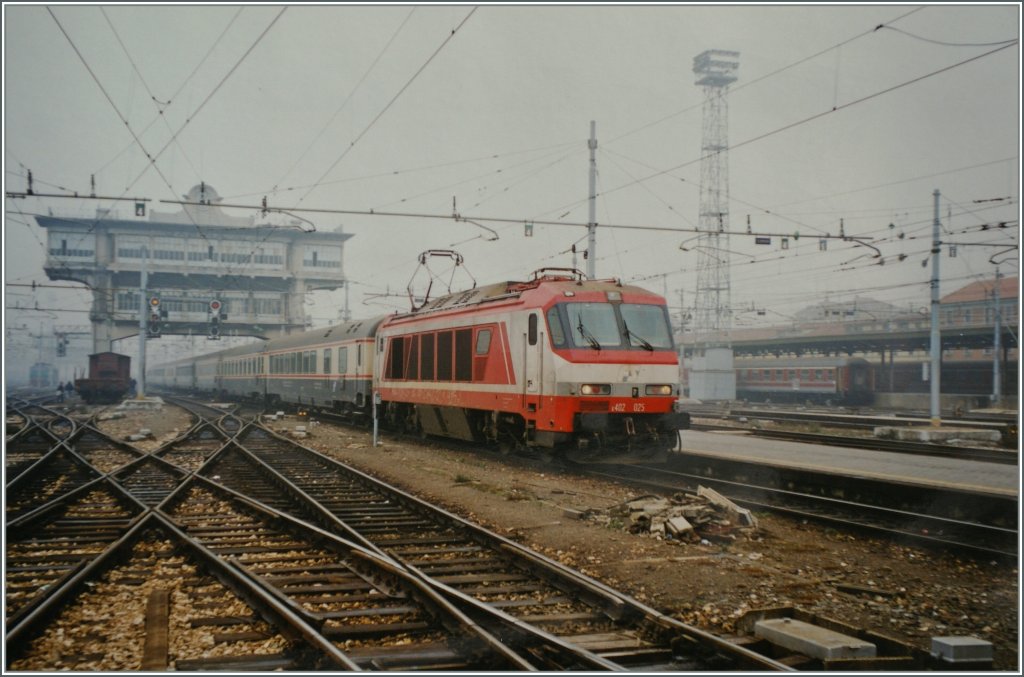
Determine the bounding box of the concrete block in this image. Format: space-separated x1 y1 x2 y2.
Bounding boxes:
930 636 993 663
294 426 307 433
562 507 586 520
666 516 694 536
755 618 876 660
698 485 757 527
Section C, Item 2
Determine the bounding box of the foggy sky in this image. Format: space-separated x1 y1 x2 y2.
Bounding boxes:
3 3 1020 374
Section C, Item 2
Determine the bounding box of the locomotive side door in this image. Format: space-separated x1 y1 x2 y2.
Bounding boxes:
523 313 543 403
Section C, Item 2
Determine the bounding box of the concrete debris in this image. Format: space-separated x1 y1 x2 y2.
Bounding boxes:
586 489 759 543
698 485 757 528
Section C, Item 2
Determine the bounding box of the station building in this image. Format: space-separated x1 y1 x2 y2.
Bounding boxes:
37 184 350 353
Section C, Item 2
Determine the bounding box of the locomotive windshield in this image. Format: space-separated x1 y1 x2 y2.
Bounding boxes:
548 302 674 351
619 303 674 349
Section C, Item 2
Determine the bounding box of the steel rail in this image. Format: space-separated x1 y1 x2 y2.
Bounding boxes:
225 420 792 671
157 474 547 671
581 462 1017 559
6 511 357 670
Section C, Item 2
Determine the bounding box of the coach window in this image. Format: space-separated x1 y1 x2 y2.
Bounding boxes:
323 349 331 374
546 307 567 347
339 347 348 374
528 314 538 346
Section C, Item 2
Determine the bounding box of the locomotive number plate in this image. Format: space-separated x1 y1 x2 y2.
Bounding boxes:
611 402 646 413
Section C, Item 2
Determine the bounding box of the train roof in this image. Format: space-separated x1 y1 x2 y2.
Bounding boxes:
399 273 665 320
262 316 386 352
734 356 871 369
151 316 388 369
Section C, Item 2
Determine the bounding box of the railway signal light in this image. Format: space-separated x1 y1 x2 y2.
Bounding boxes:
147 312 162 338
208 299 223 339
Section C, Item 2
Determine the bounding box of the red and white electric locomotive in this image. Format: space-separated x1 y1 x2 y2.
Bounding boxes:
375 269 689 460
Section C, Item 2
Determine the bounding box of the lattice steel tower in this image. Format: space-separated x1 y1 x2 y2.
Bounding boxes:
690 49 739 400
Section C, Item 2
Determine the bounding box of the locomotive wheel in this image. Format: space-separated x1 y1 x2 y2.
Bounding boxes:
496 433 518 456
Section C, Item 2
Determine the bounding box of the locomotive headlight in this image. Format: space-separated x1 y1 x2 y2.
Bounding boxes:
580 384 611 395
645 384 674 396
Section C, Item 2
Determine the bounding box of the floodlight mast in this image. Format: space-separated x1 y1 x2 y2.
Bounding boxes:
689 49 739 401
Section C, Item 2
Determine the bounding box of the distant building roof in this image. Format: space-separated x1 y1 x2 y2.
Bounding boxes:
147 182 255 227
942 276 1019 304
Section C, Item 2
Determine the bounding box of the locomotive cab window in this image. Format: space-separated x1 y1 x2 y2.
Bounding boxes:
564 302 620 348
546 307 567 347
475 329 492 354
528 314 538 346
620 304 674 349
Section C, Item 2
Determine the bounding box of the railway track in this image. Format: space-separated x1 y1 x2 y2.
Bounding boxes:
156 422 231 472
692 405 1016 450
12 401 752 671
26 396 968 669
163 477 546 670
578 460 1018 559
6 480 145 631
5 424 64 481
7 513 355 671
691 422 1016 464
224 422 789 671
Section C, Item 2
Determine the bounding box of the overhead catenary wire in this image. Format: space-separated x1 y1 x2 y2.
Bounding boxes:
271 7 418 194
119 6 288 195
604 6 928 147
92 6 246 177
875 23 1018 48
43 6 317 291
534 40 1018 224
292 7 478 208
